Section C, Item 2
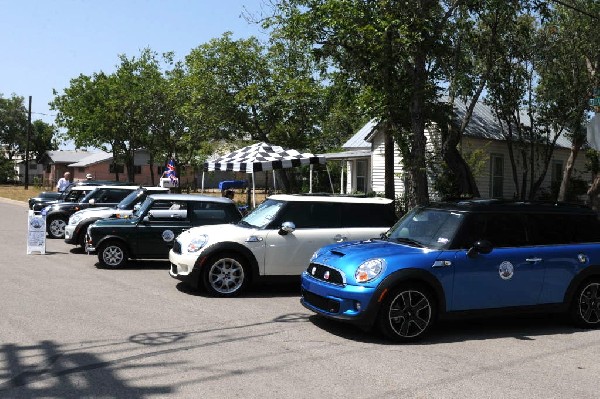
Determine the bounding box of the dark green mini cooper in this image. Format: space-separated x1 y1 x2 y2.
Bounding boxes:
86 194 242 268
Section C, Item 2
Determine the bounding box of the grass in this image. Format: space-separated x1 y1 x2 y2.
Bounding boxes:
0 184 268 206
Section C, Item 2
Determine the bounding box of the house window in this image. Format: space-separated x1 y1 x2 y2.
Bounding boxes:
109 164 124 173
78 167 85 173
46 164 51 173
356 160 368 193
157 166 163 175
490 154 504 198
134 165 142 174
551 161 563 185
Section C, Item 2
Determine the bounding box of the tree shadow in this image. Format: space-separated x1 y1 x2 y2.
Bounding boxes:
0 340 172 398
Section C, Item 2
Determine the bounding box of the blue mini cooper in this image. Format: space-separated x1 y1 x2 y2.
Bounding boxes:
301 200 600 342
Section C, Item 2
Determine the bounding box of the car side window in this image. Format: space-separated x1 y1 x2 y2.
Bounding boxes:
147 200 188 221
190 202 239 225
455 212 528 248
341 203 396 227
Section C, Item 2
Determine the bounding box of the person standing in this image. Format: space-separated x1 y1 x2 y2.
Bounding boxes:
56 172 71 192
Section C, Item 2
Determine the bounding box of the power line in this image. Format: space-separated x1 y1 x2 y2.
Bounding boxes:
549 0 600 20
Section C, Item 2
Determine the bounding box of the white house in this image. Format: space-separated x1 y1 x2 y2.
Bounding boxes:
325 101 589 200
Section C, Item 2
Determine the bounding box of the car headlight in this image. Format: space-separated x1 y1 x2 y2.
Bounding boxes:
69 214 83 225
355 258 386 283
187 235 208 253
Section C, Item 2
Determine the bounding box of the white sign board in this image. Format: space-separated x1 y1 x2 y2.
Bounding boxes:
587 114 600 151
27 210 46 254
159 177 179 188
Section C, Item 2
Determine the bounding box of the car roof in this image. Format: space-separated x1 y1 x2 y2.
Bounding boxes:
148 193 235 203
423 199 596 215
267 194 394 204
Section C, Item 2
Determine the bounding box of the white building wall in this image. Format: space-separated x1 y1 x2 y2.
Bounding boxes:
370 132 404 196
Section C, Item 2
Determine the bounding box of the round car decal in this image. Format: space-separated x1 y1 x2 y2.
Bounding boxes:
162 230 175 242
29 218 43 229
499 261 514 280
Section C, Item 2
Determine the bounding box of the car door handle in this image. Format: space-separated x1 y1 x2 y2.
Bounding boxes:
333 234 347 242
526 257 543 263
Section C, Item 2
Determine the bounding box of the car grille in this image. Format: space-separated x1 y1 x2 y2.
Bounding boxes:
302 289 340 313
306 263 344 285
173 240 182 254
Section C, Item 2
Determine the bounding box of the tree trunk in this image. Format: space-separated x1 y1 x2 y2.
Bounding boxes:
558 134 584 201
384 130 395 201
442 123 480 197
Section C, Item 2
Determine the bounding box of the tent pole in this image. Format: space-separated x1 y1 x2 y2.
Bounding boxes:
273 170 277 193
309 164 313 193
252 170 256 208
326 164 334 194
201 171 205 193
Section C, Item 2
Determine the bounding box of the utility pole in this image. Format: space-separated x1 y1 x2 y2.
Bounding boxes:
25 96 32 190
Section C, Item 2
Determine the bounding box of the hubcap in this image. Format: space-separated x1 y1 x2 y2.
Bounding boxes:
102 245 124 267
579 283 600 324
388 290 431 338
49 219 66 237
208 258 244 294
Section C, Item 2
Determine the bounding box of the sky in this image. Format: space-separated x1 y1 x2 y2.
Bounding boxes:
0 0 269 148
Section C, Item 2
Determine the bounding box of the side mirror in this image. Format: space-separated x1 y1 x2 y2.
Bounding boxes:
279 221 296 235
467 240 493 258
89 199 95 205
133 204 141 211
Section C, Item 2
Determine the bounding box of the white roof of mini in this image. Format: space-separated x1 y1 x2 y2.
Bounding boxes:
148 193 236 204
267 194 393 204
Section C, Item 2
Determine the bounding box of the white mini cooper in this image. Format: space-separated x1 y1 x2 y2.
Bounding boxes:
169 195 397 297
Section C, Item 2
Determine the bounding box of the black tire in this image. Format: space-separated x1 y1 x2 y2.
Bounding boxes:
202 252 248 297
47 216 68 239
97 240 128 268
378 283 436 342
570 279 600 328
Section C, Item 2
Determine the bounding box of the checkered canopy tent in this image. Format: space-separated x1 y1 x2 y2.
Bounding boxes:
203 142 325 172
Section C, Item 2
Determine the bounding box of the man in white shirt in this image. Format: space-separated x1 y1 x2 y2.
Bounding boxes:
56 172 71 192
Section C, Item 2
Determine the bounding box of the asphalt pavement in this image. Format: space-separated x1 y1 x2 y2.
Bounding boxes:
0 197 599 398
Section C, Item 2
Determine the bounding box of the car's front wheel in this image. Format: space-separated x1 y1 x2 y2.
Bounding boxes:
378 284 436 342
571 279 600 328
98 241 128 268
202 253 248 297
47 216 67 239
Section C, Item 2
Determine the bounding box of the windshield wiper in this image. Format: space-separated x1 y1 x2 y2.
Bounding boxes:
392 237 425 248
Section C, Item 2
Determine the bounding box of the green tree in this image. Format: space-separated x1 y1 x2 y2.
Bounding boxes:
30 120 58 161
0 93 28 160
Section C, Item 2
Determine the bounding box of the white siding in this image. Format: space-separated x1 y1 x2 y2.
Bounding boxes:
370 132 404 195
463 137 590 199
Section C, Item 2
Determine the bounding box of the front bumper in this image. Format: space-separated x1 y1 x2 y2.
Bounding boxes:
64 225 76 244
301 272 379 328
169 250 203 289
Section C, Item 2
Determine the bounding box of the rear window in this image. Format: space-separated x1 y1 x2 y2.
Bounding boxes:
341 203 397 228
527 213 600 245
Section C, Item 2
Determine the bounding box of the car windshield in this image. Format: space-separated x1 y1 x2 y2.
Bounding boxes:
238 199 285 229
386 208 464 250
65 189 88 202
117 189 145 210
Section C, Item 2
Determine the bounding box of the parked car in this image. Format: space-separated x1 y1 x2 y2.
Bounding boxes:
29 180 134 210
169 195 397 297
85 194 242 268
44 185 142 239
64 186 169 247
301 200 600 342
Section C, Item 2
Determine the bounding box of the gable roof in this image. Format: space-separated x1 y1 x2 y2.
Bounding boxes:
68 151 112 167
344 100 572 149
43 150 94 164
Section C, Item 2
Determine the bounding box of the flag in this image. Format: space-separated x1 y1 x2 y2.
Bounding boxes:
164 159 179 186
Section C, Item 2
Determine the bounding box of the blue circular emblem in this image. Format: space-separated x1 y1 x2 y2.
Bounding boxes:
162 230 175 242
499 261 514 280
